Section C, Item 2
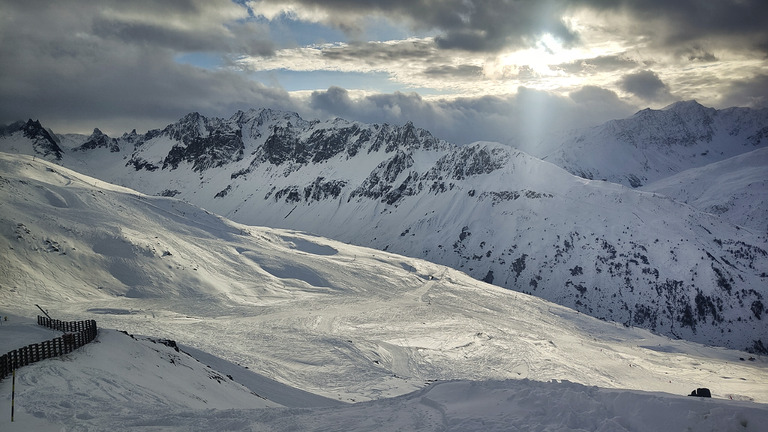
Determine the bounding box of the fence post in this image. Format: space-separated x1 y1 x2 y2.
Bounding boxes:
11 368 15 422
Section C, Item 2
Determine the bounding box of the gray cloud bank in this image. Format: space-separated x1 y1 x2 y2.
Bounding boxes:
306 85 635 147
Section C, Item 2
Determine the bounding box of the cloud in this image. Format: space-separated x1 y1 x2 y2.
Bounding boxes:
309 86 355 116
423 65 484 78
1 0 762 144
320 39 440 64
87 0 275 55
252 0 768 58
618 70 673 103
304 85 637 148
679 46 718 63
595 0 768 55
237 38 491 94
552 54 642 75
92 15 274 56
0 0 283 134
718 74 768 108
253 0 579 52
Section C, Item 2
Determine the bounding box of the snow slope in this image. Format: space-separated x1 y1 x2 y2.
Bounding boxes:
642 146 768 234
539 100 768 188
1 108 766 354
0 312 61 353
0 152 767 431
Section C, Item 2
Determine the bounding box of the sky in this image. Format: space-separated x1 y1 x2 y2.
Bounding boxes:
1 0 767 146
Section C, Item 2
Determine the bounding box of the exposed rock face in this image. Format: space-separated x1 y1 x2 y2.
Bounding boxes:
76 128 121 152
0 119 64 160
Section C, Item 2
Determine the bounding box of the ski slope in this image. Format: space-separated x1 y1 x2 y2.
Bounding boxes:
1 152 767 430
642 146 768 234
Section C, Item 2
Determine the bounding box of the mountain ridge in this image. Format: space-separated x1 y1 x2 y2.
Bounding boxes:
1 104 766 353
538 100 768 188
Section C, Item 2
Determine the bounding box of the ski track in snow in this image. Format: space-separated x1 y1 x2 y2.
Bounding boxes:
0 152 767 431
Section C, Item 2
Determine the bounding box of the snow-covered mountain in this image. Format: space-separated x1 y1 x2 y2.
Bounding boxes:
1 107 767 354
642 146 768 234
538 100 768 188
1 152 767 431
0 119 63 160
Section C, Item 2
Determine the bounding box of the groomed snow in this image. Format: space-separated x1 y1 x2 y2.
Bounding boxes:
1 152 767 430
2 319 766 431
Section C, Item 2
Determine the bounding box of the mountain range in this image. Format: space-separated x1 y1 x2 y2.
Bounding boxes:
537 100 768 188
1 101 766 354
2 152 767 430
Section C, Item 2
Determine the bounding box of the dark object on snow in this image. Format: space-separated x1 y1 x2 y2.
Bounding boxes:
62 333 75 346
689 388 712 397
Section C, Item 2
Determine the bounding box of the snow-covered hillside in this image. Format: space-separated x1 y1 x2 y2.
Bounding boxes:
3 107 766 353
538 100 768 188
1 152 767 431
642 146 768 234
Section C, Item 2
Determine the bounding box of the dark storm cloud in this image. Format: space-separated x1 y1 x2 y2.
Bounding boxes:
618 70 673 102
587 0 768 54
320 39 438 64
91 16 274 56
0 0 281 134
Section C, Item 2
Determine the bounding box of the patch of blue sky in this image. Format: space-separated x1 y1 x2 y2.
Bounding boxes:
174 52 225 70
356 16 437 42
267 17 349 47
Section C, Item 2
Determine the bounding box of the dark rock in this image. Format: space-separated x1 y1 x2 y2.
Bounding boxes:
688 388 711 397
76 128 120 152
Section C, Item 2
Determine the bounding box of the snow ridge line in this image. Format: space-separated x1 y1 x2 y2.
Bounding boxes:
0 316 97 380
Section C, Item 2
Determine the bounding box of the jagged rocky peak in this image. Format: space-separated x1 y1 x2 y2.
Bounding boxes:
2 118 65 160
22 119 57 141
120 129 142 146
247 110 450 167
75 127 120 152
163 112 209 142
366 120 445 153
231 107 308 130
